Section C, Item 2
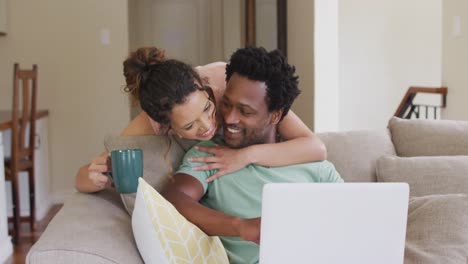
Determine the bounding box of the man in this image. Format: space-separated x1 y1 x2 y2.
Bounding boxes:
161 47 343 264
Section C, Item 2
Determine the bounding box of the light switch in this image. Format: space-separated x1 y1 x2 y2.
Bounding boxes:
453 16 461 37
100 28 111 45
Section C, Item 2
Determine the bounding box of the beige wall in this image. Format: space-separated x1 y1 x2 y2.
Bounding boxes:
128 0 227 65
337 0 442 131
442 0 468 121
0 0 129 201
288 0 315 130
315 0 444 132
314 0 339 132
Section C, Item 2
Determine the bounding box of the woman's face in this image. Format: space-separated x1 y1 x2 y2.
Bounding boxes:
169 90 217 140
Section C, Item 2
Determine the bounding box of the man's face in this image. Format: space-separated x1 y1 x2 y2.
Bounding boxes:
221 73 279 149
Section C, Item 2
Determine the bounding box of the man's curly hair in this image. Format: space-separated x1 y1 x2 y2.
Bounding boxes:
225 47 300 121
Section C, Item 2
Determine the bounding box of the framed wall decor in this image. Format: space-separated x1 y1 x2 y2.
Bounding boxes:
0 0 7 35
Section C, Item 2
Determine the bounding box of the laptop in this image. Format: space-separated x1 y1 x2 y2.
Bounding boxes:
259 183 409 264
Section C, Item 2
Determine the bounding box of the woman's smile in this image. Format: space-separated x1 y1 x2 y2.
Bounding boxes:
197 122 216 138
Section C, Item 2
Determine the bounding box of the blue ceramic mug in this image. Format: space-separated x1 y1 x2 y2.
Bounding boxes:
108 149 143 194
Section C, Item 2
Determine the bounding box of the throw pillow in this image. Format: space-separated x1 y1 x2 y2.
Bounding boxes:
317 129 395 182
132 178 229 264
104 135 197 215
405 194 468 264
376 156 468 196
388 117 468 157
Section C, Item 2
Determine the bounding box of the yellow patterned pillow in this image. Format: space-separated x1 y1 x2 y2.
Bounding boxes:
132 178 229 264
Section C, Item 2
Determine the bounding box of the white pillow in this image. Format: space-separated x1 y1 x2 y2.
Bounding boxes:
132 178 229 264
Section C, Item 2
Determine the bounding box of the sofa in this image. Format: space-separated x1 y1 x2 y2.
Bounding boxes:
26 117 468 263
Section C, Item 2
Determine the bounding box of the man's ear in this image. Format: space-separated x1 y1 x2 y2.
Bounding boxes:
269 110 283 125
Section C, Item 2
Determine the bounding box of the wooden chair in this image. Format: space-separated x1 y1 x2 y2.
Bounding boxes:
4 63 38 243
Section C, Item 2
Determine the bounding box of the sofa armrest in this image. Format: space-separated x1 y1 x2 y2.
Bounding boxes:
27 189 143 264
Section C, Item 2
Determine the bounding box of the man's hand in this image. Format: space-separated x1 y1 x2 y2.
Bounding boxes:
234 217 261 244
189 145 250 182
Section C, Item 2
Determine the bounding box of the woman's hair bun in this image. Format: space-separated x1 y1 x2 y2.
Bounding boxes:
123 47 167 103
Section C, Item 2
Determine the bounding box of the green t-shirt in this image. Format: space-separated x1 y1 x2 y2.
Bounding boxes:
176 140 344 264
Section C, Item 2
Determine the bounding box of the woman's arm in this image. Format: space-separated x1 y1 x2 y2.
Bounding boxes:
245 110 327 166
75 111 161 193
75 152 111 193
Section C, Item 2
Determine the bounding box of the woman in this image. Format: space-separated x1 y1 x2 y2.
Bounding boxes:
75 47 326 193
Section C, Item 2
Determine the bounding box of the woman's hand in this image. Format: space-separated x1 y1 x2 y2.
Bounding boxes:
189 145 250 182
87 152 112 190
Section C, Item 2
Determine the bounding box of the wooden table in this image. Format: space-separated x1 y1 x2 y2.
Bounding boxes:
0 110 49 131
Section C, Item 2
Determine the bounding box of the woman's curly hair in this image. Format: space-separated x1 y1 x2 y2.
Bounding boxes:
139 60 213 129
123 47 167 105
122 47 214 132
225 47 300 121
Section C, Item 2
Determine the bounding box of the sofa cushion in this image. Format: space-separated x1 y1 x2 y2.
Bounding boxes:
132 178 229 264
388 117 468 157
104 135 197 214
27 190 143 264
405 194 468 264
377 156 468 196
318 129 395 182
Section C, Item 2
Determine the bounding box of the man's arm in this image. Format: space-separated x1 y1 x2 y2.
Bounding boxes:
161 173 260 242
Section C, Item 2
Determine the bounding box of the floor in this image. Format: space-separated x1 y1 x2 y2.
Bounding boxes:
4 204 63 264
